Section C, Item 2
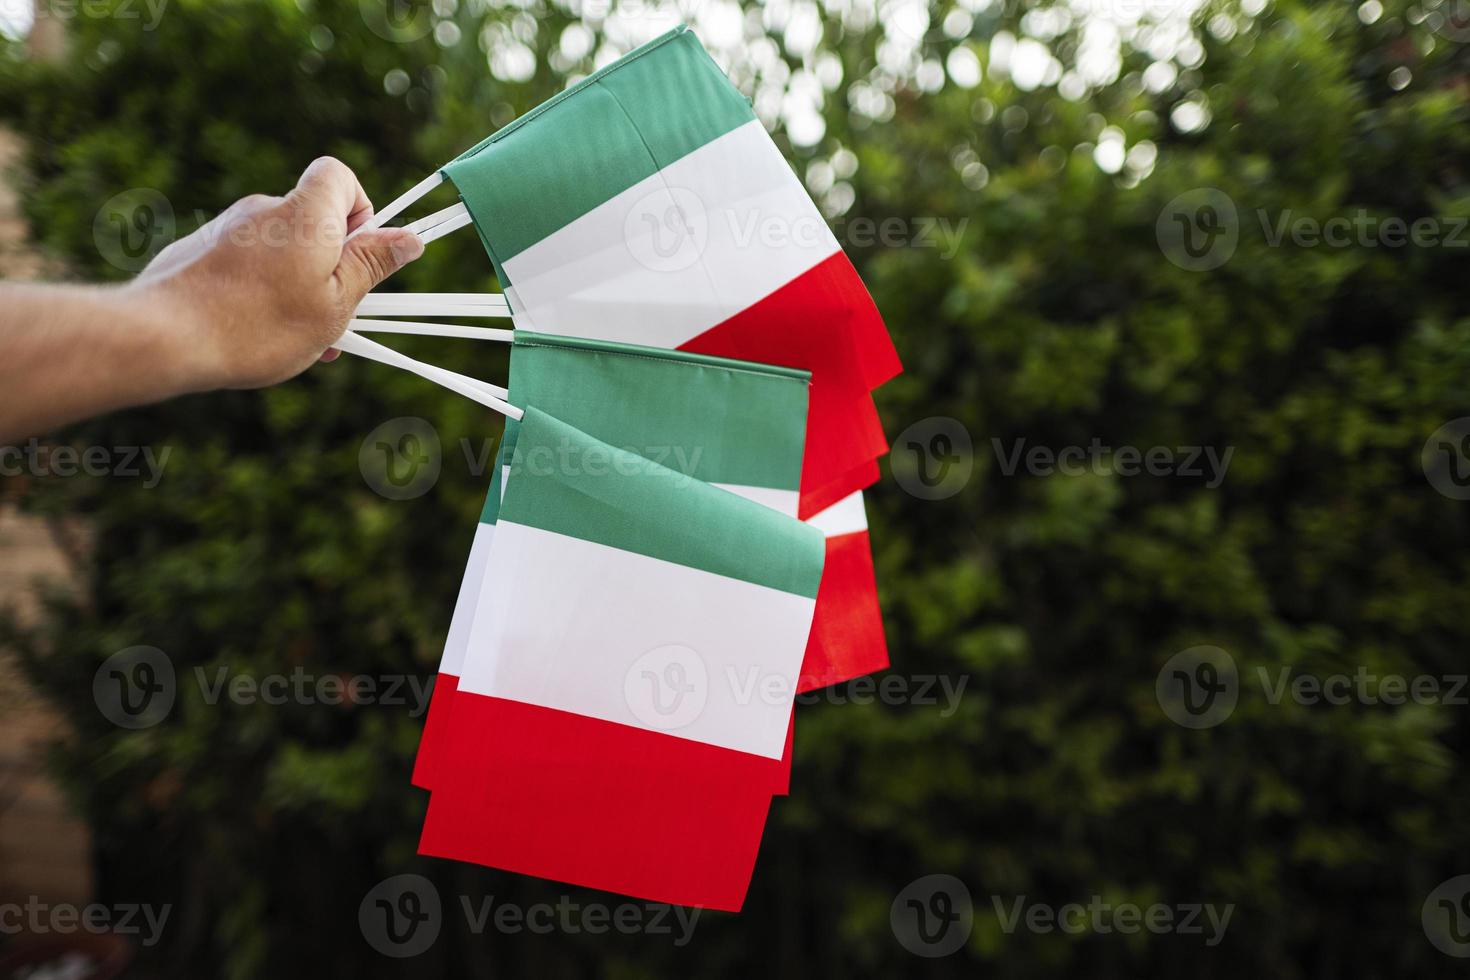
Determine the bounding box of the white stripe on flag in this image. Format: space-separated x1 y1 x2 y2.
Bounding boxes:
441 522 496 676
807 491 868 538
461 520 814 759
713 483 800 518
501 120 841 349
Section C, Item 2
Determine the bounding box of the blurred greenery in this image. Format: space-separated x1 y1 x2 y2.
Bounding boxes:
1 0 1468 976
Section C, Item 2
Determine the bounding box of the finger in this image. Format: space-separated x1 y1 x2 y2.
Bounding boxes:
318 348 342 364
332 228 425 309
289 157 373 247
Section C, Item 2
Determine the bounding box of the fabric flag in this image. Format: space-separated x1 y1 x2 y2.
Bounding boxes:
421 406 825 910
802 490 887 691
440 25 898 507
413 332 809 794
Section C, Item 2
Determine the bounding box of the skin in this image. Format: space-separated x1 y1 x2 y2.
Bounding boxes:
0 157 425 443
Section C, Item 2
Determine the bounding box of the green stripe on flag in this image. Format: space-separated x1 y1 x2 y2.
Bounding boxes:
508 332 808 492
500 408 824 598
443 26 755 266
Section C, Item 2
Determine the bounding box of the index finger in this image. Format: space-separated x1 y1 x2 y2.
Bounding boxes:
290 156 375 236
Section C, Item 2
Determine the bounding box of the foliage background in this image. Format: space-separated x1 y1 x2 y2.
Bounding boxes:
2 0 1468 975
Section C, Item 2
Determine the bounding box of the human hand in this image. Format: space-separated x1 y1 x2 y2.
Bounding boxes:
133 157 424 390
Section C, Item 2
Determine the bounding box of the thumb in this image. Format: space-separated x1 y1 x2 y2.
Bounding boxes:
334 228 425 304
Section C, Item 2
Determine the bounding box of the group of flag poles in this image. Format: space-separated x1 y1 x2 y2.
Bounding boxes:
332 25 901 910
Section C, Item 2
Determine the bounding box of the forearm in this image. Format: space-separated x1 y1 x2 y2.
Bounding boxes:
0 159 420 443
0 280 207 442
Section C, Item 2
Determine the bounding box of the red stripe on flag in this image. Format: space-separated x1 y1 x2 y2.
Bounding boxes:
799 457 879 522
798 530 888 693
679 254 891 504
420 695 778 911
410 672 456 791
414 676 794 794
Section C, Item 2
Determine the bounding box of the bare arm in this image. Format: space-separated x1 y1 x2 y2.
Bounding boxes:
0 157 424 443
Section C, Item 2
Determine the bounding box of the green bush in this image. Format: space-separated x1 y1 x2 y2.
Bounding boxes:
2 0 1468 976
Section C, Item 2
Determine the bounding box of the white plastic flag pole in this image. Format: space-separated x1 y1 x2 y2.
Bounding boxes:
333 331 523 420
360 293 511 306
349 172 446 241
353 299 512 319
349 318 515 343
404 203 471 242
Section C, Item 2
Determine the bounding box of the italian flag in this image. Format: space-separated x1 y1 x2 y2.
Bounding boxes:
439 25 893 689
413 332 810 797
441 25 900 511
421 405 824 909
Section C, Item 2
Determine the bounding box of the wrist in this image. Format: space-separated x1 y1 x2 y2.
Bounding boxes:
120 276 228 396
